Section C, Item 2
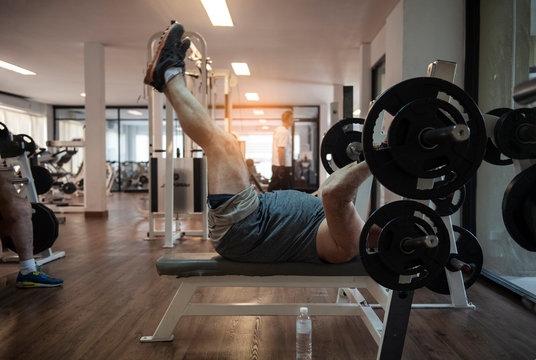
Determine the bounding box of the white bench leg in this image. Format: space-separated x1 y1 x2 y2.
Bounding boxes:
140 281 197 342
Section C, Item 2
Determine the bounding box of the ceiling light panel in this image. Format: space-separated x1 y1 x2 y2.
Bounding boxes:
245 93 259 101
200 0 234 26
0 60 36 75
231 62 250 76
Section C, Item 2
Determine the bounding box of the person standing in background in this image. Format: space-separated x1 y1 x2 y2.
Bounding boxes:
268 110 294 191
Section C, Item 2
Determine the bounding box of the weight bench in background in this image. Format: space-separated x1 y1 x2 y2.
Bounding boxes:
141 253 415 360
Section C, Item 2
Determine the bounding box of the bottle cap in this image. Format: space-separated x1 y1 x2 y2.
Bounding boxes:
300 306 308 314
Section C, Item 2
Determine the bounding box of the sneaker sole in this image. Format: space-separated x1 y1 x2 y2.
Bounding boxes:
17 281 63 288
144 23 182 86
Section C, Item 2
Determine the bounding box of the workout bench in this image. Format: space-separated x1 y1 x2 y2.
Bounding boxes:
141 253 415 360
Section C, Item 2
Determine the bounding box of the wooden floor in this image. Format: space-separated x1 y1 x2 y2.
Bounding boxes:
0 193 535 360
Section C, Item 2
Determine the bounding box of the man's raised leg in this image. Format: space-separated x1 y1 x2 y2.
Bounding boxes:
144 23 249 195
164 75 250 194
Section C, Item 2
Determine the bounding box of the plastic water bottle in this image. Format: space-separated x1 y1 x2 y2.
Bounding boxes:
296 306 312 360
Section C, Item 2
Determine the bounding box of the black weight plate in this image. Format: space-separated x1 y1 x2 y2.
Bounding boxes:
363 77 486 199
377 216 436 276
502 163 536 251
425 225 483 295
31 203 58 254
359 200 450 291
0 203 58 254
62 182 77 194
1 236 16 253
12 134 37 155
484 108 513 166
0 122 10 139
320 118 365 174
31 165 53 195
39 203 59 240
431 185 466 217
388 98 470 179
495 108 536 159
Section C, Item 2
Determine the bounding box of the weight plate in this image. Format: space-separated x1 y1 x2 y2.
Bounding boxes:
12 134 37 155
31 165 53 195
359 200 450 291
494 108 536 160
1 203 58 254
31 203 58 253
502 163 536 251
62 182 77 194
363 77 486 199
425 225 483 295
484 108 513 166
320 118 365 174
388 98 470 178
430 185 465 217
377 216 436 276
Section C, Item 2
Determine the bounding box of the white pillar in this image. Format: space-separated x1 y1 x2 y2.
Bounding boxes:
84 42 107 216
358 43 371 118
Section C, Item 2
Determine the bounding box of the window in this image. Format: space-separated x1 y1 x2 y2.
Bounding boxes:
476 0 536 300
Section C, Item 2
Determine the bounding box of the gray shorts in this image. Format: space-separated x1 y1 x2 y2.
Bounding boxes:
208 186 326 263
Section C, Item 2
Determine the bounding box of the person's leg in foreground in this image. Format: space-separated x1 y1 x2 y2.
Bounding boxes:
0 175 63 288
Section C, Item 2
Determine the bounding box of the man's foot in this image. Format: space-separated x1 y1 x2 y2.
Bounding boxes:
16 268 63 288
144 22 191 92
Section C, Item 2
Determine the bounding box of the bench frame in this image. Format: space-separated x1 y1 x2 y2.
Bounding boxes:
141 273 414 360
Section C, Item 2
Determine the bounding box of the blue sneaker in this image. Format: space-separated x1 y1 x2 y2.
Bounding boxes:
16 268 63 288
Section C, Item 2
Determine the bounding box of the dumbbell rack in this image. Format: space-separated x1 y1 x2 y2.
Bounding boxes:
413 180 474 308
0 152 66 265
341 185 473 313
345 61 475 310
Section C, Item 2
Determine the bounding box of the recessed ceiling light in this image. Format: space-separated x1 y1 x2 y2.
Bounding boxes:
200 0 234 26
245 93 259 101
253 109 264 115
231 62 250 76
0 60 36 75
259 119 267 123
80 92 86 97
127 110 143 116
261 126 269 130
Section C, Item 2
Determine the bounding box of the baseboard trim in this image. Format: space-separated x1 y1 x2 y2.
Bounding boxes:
84 210 109 218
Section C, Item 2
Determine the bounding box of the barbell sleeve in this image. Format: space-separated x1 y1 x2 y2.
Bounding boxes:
513 78 536 105
420 124 470 147
401 235 438 253
517 124 536 143
447 257 473 273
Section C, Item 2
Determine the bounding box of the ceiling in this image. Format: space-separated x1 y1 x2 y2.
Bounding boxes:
0 0 398 107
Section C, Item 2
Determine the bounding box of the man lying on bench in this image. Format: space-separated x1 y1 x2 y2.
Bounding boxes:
144 22 377 264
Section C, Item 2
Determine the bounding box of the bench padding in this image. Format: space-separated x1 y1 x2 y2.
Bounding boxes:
156 253 367 277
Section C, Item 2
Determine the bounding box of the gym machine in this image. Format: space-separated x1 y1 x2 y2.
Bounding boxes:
39 139 86 213
145 24 209 247
0 122 65 265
